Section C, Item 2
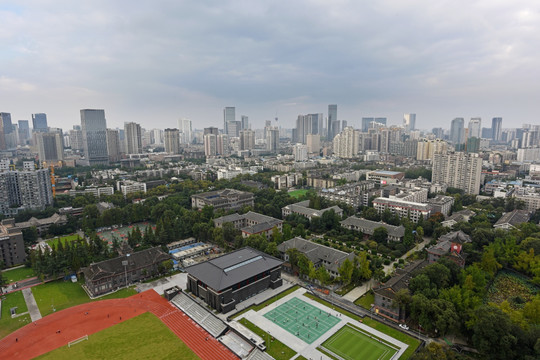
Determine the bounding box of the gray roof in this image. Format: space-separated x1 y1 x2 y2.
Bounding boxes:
374 260 427 299
340 216 405 238
438 230 471 244
242 220 282 235
494 210 531 228
214 213 244 225
277 237 355 274
282 201 343 218
185 247 283 291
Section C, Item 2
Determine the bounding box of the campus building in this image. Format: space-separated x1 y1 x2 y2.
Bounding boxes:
213 211 283 239
191 188 255 211
282 200 343 221
372 197 431 223
0 219 26 267
426 231 471 268
185 247 283 313
340 216 405 242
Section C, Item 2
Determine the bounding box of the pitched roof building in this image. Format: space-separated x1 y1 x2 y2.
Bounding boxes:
426 230 471 268
191 188 255 211
340 216 405 242
493 210 531 230
214 211 283 239
282 200 343 220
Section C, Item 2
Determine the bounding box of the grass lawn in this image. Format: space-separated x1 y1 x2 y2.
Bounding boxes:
0 291 31 339
46 234 82 249
288 189 308 198
2 266 36 283
354 291 374 310
32 280 137 317
230 285 299 319
36 312 199 360
321 324 397 360
239 318 296 360
303 293 420 360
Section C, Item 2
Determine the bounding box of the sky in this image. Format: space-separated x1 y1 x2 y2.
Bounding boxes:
1 1 539 131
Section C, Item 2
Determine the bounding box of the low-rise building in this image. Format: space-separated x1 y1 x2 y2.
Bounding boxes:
366 170 405 184
214 211 283 239
493 210 531 230
373 197 431 223
340 216 405 242
16 213 68 235
441 209 476 227
318 181 377 208
426 231 471 268
282 200 343 221
426 195 455 216
191 188 255 211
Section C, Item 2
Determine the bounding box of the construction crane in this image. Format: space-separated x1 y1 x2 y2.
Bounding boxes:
43 161 56 198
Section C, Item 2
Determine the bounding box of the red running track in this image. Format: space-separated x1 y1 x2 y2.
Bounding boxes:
0 289 238 360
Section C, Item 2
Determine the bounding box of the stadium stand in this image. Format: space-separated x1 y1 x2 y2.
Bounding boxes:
171 292 228 338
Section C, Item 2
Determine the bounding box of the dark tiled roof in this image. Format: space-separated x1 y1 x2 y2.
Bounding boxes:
340 216 405 238
374 260 428 300
494 210 531 228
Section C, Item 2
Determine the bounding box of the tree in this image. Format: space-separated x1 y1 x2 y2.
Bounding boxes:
480 248 502 277
354 251 372 281
297 254 311 276
411 342 458 360
472 305 518 360
22 226 38 244
338 258 354 284
316 266 331 286
265 242 279 257
372 227 388 243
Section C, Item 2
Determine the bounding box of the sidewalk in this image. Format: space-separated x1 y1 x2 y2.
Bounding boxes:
22 288 42 322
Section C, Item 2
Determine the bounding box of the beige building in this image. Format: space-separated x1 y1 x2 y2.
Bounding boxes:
333 127 359 158
306 134 320 154
164 128 180 154
432 152 482 195
416 138 448 161
106 129 121 162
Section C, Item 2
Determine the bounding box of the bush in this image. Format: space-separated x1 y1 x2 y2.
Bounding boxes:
399 258 405 264
383 259 391 265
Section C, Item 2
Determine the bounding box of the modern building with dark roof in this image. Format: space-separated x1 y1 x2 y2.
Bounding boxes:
281 200 343 220
214 211 283 239
82 247 170 297
493 209 531 230
185 247 283 313
191 188 255 211
340 216 405 242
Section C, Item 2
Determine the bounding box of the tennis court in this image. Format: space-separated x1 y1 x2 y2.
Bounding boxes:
322 324 398 360
263 297 340 344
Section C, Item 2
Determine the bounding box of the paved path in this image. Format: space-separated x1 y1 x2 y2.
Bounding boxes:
22 288 42 322
342 279 374 302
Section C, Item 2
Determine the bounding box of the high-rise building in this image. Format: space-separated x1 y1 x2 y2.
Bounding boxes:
481 127 492 139
403 113 416 132
31 113 48 133
204 127 219 136
0 219 26 266
177 118 192 144
69 127 84 151
217 134 229 155
450 118 465 146
293 143 308 162
18 120 30 145
491 117 502 141
151 129 163 145
241 115 249 130
106 129 121 162
36 130 64 163
0 112 15 149
124 122 142 154
227 121 241 138
204 134 217 157
81 109 109 165
266 127 279 152
416 139 448 161
327 105 337 140
164 128 180 154
361 117 387 132
468 117 481 139
224 107 235 134
333 127 359 158
432 152 482 194
240 129 255 150
306 134 321 154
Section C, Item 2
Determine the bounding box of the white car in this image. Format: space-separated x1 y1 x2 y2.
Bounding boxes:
399 324 409 330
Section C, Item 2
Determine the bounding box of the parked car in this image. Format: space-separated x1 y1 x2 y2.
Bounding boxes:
399 324 409 330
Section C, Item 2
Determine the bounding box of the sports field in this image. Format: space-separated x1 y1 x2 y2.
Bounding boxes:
36 312 199 360
288 189 308 198
263 297 340 344
96 222 154 246
322 324 398 360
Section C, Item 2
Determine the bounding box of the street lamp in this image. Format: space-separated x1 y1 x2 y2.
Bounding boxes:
267 331 270 352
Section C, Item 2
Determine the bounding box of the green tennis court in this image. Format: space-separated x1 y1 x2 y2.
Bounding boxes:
263 297 340 344
322 324 398 360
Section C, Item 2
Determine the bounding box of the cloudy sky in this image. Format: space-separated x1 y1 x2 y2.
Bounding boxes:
1 1 539 131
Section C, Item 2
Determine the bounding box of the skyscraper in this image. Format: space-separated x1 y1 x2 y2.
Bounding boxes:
240 129 255 150
124 122 142 154
204 127 219 136
333 127 360 158
177 118 192 144
36 130 64 163
81 109 109 165
361 117 387 132
223 107 235 134
403 113 416 132
32 113 48 133
217 134 229 155
266 127 279 152
106 129 121 162
327 105 337 140
164 128 180 154
491 117 502 141
468 117 482 139
204 134 217 157
0 112 16 149
432 152 482 195
18 120 30 145
450 118 465 146
241 115 249 130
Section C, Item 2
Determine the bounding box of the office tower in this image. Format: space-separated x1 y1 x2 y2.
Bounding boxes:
468 117 481 139
403 113 416 132
223 107 235 134
164 128 180 154
227 120 241 138
327 105 338 140
124 122 142 154
0 112 14 149
333 127 359 158
361 117 387 132
18 120 30 145
293 143 308 162
217 134 229 155
105 129 121 162
331 120 341 141
36 130 64 163
204 127 219 136
491 117 502 141
306 134 321 154
431 127 444 139
450 118 465 146
240 129 255 150
341 120 347 129
31 113 48 132
204 134 217 157
69 127 84 151
432 152 482 194
466 137 480 153
241 115 249 130
481 127 492 139
81 109 109 165
177 118 192 144
266 127 279 152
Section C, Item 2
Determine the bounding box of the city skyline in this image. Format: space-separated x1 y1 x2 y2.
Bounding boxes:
1 1 539 130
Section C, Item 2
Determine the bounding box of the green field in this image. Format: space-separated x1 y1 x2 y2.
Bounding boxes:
288 189 308 198
46 234 83 249
32 280 137 317
354 291 374 310
0 291 31 339
322 324 397 360
239 318 296 360
36 312 199 360
2 266 36 283
264 297 340 344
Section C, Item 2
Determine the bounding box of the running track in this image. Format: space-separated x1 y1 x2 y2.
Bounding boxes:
0 290 238 360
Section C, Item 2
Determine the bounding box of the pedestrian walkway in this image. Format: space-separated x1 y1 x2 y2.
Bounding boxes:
22 288 42 322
